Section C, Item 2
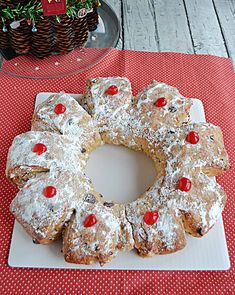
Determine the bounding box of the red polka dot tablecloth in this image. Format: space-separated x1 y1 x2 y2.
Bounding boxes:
0 49 235 295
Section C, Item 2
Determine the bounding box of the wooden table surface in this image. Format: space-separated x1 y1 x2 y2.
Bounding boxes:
108 0 235 65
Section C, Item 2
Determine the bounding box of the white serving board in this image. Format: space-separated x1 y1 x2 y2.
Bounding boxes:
8 93 230 270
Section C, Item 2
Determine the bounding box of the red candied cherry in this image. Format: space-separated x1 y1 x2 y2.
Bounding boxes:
186 131 199 144
154 97 167 108
83 214 97 227
43 186 57 198
54 103 66 115
106 85 118 95
32 143 47 155
143 211 159 225
178 177 192 192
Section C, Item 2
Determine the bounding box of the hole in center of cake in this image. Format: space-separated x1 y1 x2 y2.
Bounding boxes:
85 144 157 204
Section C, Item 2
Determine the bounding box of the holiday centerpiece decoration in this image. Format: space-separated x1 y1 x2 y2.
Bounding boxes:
0 0 100 58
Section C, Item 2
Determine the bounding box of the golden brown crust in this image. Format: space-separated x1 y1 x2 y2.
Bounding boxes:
63 202 134 265
7 166 49 188
126 199 187 256
31 92 102 153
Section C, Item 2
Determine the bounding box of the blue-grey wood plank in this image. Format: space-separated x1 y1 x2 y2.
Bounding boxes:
154 0 194 53
184 0 228 57
213 0 235 64
122 0 159 51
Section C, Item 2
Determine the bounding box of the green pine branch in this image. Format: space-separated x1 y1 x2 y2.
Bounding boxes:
0 0 97 22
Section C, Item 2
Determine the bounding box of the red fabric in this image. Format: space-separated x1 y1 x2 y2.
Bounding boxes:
0 49 235 295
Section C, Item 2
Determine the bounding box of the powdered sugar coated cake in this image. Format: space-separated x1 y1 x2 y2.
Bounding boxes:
6 77 230 265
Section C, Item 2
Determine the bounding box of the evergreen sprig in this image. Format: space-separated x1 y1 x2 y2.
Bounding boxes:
0 0 96 23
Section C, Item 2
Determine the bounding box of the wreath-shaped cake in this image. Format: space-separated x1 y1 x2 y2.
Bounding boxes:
6 77 230 265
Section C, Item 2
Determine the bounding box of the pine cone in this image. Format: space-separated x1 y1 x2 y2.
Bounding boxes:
0 20 9 50
30 18 55 58
53 15 76 54
0 0 31 8
9 20 31 54
86 5 99 32
73 17 88 48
